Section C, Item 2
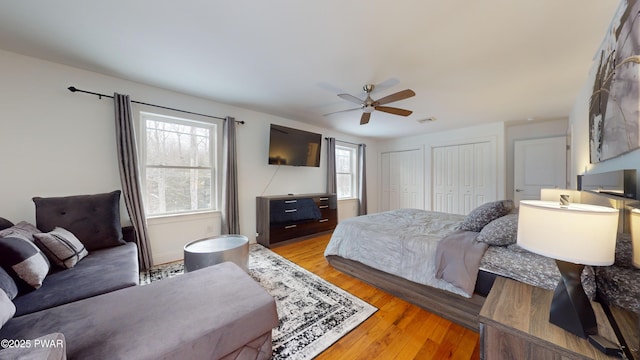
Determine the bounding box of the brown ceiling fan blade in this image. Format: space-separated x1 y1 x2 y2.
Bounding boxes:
374 89 416 106
323 107 360 116
360 112 371 125
338 93 365 105
375 106 413 116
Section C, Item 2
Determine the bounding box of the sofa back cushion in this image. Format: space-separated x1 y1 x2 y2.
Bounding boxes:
33 191 125 251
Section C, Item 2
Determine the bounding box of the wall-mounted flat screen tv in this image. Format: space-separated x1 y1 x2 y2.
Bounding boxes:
268 124 322 167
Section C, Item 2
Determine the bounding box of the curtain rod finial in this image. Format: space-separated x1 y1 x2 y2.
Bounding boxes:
68 86 77 92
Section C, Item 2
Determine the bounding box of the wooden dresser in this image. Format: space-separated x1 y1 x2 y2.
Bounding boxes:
479 277 638 360
256 193 337 247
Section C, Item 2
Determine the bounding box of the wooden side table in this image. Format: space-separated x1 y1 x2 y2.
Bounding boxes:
479 277 631 360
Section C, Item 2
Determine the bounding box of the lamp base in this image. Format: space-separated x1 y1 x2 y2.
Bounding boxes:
549 260 597 338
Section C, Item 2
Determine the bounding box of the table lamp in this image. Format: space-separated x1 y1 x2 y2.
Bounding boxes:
517 200 619 338
632 208 640 269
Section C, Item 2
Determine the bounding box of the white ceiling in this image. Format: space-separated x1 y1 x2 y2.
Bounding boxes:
0 1 619 139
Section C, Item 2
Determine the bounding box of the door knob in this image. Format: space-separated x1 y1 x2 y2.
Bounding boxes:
515 189 524 192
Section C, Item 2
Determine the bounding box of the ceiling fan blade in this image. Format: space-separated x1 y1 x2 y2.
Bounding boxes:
374 89 416 106
338 93 365 105
375 106 413 117
360 112 371 125
323 107 360 116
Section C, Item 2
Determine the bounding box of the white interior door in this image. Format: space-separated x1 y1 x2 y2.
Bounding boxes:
514 137 567 205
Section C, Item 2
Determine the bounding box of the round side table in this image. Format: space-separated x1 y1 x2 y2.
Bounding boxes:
183 235 249 273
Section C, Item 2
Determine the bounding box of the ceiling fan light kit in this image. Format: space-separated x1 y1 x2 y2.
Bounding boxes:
332 83 416 125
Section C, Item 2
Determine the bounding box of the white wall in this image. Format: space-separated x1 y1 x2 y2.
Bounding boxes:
569 68 640 195
0 49 377 264
376 121 507 211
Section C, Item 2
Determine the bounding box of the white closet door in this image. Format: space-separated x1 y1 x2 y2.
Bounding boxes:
381 152 391 211
473 141 494 209
380 149 423 211
433 145 459 213
458 144 475 214
432 141 495 215
398 150 422 209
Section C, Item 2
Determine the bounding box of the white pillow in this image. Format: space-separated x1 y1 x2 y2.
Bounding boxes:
34 227 88 269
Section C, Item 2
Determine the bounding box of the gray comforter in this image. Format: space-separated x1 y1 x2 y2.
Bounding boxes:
324 208 472 297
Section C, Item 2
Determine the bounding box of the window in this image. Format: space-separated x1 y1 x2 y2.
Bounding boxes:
336 144 357 199
140 112 218 216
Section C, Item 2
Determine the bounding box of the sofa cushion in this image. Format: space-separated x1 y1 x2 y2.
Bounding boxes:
33 191 125 251
34 227 88 269
0 221 41 242
0 290 15 329
0 268 18 300
0 237 50 292
12 242 138 317
0 262 278 360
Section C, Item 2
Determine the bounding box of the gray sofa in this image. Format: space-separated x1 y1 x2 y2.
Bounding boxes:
0 191 278 359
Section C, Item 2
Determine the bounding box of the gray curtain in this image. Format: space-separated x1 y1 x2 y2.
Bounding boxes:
221 116 240 234
358 143 368 215
114 93 153 270
326 137 337 194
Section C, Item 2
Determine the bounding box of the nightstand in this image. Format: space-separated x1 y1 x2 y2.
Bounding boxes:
479 277 633 359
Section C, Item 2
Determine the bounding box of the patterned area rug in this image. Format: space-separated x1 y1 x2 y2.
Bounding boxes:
140 244 377 360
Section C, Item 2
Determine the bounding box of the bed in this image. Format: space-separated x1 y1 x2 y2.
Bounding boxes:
324 192 637 331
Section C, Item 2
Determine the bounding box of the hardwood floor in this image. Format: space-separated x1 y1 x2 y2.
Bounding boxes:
271 233 481 360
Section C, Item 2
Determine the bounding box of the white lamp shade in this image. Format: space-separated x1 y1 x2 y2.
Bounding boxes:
632 209 640 269
517 200 619 266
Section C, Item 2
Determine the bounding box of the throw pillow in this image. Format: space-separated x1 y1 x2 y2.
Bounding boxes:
457 200 514 232
0 267 18 300
476 214 519 246
34 227 89 269
0 221 41 242
33 190 125 251
0 289 15 329
0 236 50 291
0 218 13 231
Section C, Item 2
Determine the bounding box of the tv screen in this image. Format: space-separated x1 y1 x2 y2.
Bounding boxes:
268 124 322 167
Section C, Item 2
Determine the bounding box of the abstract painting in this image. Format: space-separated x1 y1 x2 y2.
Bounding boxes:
589 0 640 163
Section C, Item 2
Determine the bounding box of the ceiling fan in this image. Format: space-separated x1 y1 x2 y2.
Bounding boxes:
326 84 416 125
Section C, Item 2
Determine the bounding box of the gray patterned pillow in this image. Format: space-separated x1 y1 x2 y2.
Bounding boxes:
477 214 518 246
457 200 514 232
34 227 89 269
0 237 50 291
0 221 41 242
0 289 15 329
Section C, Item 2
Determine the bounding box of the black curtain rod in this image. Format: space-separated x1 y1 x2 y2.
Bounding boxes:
325 137 362 146
67 86 244 124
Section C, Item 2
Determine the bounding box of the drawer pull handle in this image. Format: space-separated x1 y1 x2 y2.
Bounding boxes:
319 197 329 201
284 209 297 213
284 225 297 229
319 219 329 223
319 205 329 209
284 200 297 204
